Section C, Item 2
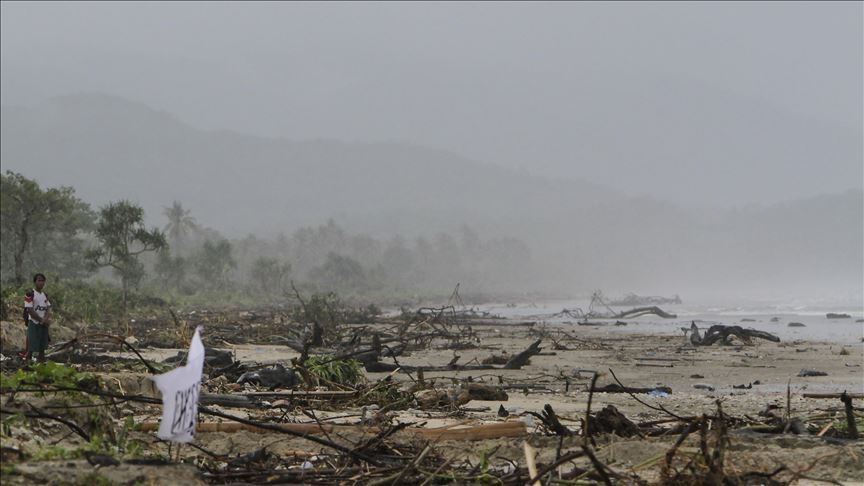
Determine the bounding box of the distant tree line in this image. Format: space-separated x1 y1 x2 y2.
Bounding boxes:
1 172 533 299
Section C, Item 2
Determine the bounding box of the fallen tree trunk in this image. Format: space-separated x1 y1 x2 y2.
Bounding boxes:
803 392 864 399
455 319 536 327
689 322 780 346
593 383 672 395
200 393 256 408
139 420 527 441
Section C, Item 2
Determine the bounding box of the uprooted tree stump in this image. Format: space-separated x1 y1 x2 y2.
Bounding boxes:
689 322 780 346
503 339 543 369
529 403 573 436
588 405 641 437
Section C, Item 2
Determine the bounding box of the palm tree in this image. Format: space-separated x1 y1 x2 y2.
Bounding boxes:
163 201 197 253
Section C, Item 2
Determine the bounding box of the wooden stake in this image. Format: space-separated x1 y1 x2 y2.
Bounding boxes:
523 441 540 486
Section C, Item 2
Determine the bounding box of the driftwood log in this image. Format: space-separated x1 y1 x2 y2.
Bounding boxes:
689 322 780 346
615 306 677 319
593 383 672 395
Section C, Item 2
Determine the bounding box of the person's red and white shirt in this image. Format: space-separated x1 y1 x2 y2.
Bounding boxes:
24 289 51 321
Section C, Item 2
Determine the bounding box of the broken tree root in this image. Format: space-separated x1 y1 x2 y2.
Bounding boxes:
689 322 780 346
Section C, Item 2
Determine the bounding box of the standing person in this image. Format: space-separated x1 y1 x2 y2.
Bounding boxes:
24 273 52 363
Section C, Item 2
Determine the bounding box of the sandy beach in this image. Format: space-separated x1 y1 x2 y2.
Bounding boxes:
2 304 863 485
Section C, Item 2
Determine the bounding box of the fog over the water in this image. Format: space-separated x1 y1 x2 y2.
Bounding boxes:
1 2 862 303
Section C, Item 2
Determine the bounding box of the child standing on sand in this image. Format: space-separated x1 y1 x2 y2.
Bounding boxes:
24 273 52 363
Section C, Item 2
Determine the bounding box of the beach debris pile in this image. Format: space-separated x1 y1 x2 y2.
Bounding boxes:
1 291 861 485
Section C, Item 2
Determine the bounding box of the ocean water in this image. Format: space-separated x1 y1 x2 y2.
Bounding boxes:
470 299 864 345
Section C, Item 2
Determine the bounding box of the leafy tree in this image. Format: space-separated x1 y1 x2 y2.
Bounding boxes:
308 252 366 291
380 236 415 285
290 219 348 275
87 200 166 312
0 172 94 284
194 239 236 289
154 250 188 290
162 201 197 253
249 256 291 294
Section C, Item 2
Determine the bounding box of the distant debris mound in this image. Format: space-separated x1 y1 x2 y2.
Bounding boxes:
561 291 678 320
609 293 682 306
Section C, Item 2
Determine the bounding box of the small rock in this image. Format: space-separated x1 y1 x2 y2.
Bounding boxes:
693 383 715 392
690 374 705 379
497 404 509 417
84 452 120 467
788 322 806 327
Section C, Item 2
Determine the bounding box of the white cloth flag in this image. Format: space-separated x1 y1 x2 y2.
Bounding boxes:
152 326 205 443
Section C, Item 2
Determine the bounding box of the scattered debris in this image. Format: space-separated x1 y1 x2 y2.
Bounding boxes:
2 299 861 486
236 364 297 389
797 369 828 377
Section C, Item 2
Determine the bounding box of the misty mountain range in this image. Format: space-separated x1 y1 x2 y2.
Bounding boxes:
1 93 861 301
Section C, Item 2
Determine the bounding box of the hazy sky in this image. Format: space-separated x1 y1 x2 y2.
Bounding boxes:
2 1 862 206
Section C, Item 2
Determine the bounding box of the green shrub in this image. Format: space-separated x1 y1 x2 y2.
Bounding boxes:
0 362 97 390
304 355 365 386
47 280 125 324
